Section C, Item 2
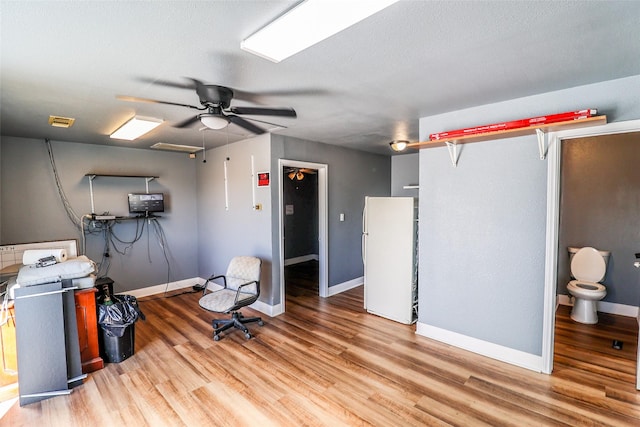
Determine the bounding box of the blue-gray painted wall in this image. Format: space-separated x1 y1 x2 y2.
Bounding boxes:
391 153 419 197
195 134 273 303
418 74 640 356
0 137 199 293
270 135 391 297
558 132 640 305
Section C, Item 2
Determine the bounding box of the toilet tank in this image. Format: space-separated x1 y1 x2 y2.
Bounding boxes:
568 246 611 278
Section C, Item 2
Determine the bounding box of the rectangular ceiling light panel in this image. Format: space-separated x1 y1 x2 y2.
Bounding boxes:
110 116 163 141
241 0 399 63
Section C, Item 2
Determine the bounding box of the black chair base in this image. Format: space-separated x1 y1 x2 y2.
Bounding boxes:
212 311 264 341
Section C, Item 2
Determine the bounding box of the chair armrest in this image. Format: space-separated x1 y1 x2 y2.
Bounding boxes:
234 280 258 304
201 274 227 296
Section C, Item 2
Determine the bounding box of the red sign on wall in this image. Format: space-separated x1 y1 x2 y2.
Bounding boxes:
257 172 270 187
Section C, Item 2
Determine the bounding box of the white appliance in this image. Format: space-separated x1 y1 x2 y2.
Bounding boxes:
362 197 417 324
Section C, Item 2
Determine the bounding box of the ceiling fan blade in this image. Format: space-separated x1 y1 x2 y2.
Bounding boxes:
190 78 217 101
117 95 204 110
227 115 266 134
174 115 202 128
229 106 297 118
137 77 196 90
240 116 288 129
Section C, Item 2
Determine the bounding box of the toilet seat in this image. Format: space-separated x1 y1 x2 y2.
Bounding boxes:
567 280 606 293
570 247 606 283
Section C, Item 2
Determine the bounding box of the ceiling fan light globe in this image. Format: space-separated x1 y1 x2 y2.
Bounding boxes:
200 115 229 130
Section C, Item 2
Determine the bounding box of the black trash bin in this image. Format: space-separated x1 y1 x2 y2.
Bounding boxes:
98 295 145 363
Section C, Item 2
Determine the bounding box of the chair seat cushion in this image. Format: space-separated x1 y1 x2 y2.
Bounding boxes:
199 289 256 313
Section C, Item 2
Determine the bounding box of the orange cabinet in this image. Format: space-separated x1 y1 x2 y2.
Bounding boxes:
75 288 103 373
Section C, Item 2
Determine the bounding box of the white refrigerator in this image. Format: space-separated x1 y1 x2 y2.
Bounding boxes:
362 197 417 324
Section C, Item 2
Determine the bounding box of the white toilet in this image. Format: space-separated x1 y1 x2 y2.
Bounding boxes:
567 246 609 324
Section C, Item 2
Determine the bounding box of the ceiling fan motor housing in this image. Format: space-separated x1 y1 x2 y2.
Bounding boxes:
197 84 234 108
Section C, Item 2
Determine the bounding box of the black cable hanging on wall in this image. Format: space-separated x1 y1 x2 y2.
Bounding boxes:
45 138 82 230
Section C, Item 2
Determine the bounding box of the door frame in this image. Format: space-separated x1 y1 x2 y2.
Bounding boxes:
542 118 640 376
278 159 329 312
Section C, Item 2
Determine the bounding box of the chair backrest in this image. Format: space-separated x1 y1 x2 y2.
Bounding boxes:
226 256 261 294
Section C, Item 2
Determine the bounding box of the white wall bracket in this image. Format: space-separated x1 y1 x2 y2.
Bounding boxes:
445 141 459 167
87 174 97 214
536 129 547 160
145 177 155 193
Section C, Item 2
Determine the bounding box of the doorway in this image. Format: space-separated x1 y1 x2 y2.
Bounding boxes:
283 165 319 297
278 159 328 313
542 119 640 390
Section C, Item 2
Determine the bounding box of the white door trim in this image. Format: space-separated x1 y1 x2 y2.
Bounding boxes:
542 118 640 375
278 159 329 313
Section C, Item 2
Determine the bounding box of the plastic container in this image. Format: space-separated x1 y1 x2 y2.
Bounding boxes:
97 294 144 363
102 323 135 363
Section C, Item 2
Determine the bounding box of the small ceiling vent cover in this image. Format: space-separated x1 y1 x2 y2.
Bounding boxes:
151 142 204 153
48 115 75 128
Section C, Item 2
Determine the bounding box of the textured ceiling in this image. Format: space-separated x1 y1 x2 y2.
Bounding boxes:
2 1 639 156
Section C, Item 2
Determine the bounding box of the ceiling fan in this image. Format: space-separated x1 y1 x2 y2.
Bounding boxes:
285 167 317 181
118 78 297 135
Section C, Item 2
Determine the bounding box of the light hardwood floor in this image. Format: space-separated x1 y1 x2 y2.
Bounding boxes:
3 264 640 426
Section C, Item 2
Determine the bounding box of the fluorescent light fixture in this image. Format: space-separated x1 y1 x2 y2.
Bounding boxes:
241 0 399 63
110 116 163 140
200 114 229 130
389 140 408 152
150 142 204 153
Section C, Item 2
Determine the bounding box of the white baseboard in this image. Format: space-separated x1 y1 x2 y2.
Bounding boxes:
557 294 639 317
328 276 363 296
415 323 544 373
125 277 198 299
284 254 319 266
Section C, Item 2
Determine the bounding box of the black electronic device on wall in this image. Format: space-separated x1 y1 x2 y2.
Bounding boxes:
128 193 164 215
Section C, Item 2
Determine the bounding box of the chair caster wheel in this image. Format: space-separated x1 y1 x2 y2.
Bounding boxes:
258 320 264 326
244 333 252 339
213 334 220 341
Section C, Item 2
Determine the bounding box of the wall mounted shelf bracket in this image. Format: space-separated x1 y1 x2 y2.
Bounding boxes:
144 177 155 193
536 129 547 160
445 141 459 167
84 173 159 214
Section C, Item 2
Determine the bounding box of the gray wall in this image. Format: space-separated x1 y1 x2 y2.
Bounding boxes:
0 137 199 292
271 135 390 297
391 153 419 197
283 172 318 260
418 74 640 357
196 134 273 303
558 132 640 305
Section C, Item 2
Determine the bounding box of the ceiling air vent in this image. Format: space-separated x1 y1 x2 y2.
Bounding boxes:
48 115 75 128
151 142 204 153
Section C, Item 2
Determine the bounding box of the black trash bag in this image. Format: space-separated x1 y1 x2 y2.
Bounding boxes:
98 294 145 338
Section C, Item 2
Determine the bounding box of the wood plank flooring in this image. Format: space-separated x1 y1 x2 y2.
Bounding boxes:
3 263 640 426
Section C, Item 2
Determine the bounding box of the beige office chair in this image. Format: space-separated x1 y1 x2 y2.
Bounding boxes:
198 256 264 341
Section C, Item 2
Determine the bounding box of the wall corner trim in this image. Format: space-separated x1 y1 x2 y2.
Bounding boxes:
415 322 544 373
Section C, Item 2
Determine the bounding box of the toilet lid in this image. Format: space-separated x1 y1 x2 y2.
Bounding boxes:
571 247 606 283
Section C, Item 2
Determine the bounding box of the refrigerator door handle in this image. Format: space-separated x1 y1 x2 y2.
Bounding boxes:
362 232 367 265
362 203 367 265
